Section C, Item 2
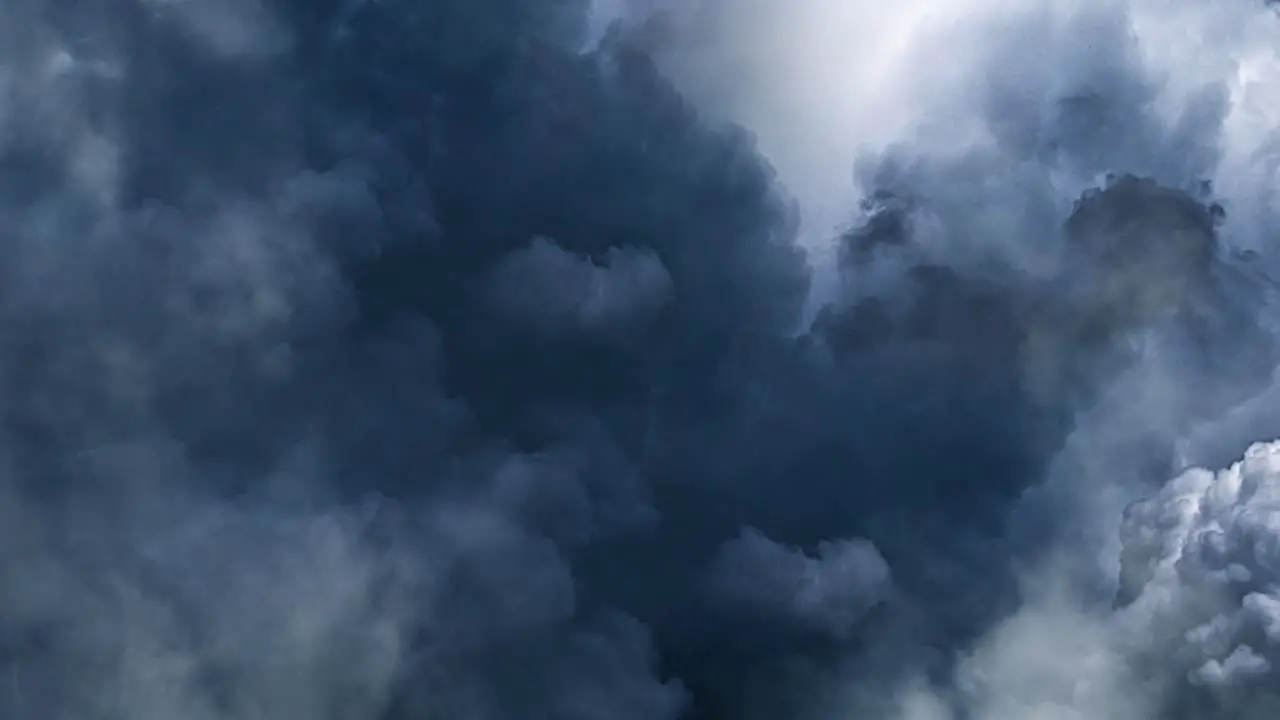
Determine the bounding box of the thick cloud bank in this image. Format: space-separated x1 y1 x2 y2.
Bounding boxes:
3 0 1280 718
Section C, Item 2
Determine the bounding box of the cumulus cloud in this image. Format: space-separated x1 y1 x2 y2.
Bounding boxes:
0 491 416 718
1120 443 1280 689
708 528 891 638
487 236 673 341
4 0 1280 718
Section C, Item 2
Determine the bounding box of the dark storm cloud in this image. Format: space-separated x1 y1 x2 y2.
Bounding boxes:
486 237 673 342
707 528 890 638
1 1 1279 719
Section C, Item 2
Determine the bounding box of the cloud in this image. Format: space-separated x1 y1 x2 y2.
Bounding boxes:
486 236 673 341
1119 443 1280 689
708 528 891 638
3 0 1280 718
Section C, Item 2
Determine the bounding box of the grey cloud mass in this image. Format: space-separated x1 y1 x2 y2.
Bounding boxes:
487 237 673 341
708 528 891 639
1 0 1280 719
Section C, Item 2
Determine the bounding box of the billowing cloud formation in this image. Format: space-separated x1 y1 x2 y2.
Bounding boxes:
2 0 1280 718
1119 443 1280 705
708 528 891 638
487 237 673 341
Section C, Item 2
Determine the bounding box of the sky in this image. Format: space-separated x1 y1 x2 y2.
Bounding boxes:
3 0 1280 718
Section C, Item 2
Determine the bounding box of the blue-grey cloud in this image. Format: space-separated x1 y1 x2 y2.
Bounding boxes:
1 1 1279 719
